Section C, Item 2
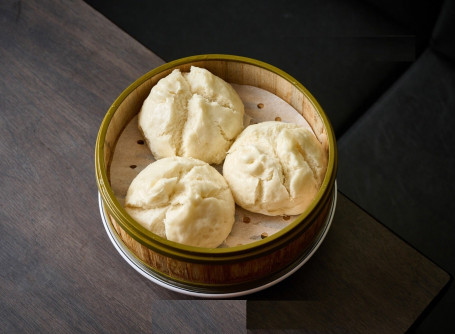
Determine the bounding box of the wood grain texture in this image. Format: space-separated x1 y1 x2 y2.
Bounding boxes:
0 0 172 333
0 0 449 333
108 196 331 286
152 300 246 334
247 194 451 333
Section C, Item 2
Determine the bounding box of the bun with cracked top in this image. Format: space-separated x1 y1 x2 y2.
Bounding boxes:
138 66 244 164
223 121 327 216
125 156 235 248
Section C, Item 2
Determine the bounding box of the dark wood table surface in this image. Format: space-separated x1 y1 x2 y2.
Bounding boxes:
1 0 450 333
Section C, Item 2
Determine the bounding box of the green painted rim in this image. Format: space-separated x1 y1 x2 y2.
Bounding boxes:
95 54 337 264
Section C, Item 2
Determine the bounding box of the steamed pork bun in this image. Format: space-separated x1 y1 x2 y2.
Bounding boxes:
125 157 235 248
138 66 244 164
223 121 327 216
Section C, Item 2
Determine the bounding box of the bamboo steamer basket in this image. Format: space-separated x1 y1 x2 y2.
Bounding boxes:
95 54 337 295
